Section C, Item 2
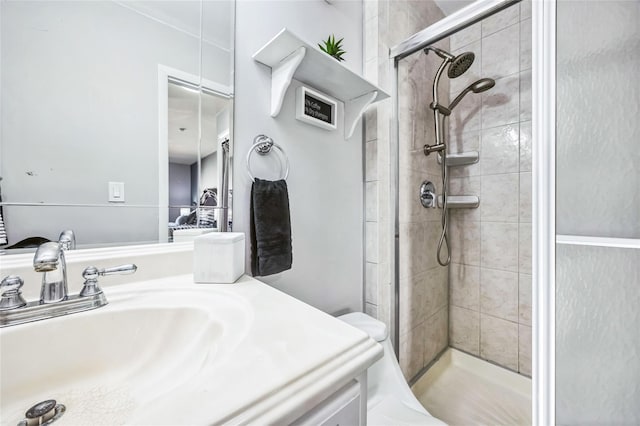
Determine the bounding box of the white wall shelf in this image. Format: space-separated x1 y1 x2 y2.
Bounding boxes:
437 151 479 167
252 28 389 139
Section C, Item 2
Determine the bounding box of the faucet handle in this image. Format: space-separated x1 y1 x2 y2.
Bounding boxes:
58 230 76 251
80 264 137 297
0 275 27 310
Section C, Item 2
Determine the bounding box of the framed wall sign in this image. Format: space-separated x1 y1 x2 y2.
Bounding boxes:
295 86 337 131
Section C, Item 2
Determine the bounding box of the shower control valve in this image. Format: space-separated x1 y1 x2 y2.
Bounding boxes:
420 181 438 209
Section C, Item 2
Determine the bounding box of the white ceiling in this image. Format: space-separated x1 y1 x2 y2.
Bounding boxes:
433 0 475 16
168 83 230 165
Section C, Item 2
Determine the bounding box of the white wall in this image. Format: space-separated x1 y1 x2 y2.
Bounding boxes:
234 0 364 314
201 153 218 192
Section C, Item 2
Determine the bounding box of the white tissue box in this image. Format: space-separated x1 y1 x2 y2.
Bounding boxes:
193 232 245 283
173 228 215 243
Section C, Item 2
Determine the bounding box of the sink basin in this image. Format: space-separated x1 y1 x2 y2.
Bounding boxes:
0 282 252 425
1 274 380 425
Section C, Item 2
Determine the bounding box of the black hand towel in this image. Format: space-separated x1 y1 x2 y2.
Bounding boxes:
250 178 292 276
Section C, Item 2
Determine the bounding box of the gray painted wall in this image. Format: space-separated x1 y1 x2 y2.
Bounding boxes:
0 1 230 246
234 0 364 315
168 162 192 221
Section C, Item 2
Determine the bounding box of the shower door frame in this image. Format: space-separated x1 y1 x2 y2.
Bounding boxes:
388 0 556 424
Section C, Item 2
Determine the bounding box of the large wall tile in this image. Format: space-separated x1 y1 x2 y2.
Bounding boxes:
451 89 482 133
482 4 519 37
365 15 378 62
482 73 520 128
365 302 378 318
366 221 379 263
423 266 448 318
482 24 520 79
481 174 519 222
518 324 532 376
451 220 481 266
423 307 448 367
399 272 424 336
364 108 377 141
400 324 425 380
519 69 531 122
480 314 519 371
481 222 519 271
450 306 480 355
449 129 480 155
519 273 532 326
519 172 532 222
520 0 532 20
450 21 481 51
519 223 532 274
424 222 442 271
519 121 532 172
450 263 480 310
481 268 519 322
365 140 378 181
481 124 520 175
520 18 532 71
398 221 426 279
365 181 378 222
365 261 379 305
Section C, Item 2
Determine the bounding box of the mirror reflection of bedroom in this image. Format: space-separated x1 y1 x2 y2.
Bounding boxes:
167 79 232 242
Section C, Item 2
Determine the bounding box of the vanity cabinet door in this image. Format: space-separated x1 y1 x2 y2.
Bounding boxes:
291 380 361 426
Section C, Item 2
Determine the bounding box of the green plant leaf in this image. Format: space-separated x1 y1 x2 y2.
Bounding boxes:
319 34 347 61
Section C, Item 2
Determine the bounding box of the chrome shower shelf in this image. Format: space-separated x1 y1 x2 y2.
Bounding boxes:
437 151 479 167
438 195 479 209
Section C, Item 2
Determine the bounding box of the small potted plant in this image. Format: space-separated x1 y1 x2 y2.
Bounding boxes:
318 35 346 62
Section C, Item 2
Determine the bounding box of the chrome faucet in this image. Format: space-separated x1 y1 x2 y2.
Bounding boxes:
0 241 137 327
58 229 76 250
33 242 68 304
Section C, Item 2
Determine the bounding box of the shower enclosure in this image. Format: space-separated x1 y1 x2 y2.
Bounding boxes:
367 0 639 423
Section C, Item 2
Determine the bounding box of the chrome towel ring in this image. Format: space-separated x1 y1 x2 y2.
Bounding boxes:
246 135 290 182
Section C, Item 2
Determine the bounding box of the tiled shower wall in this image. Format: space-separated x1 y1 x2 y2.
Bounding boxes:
446 2 532 375
363 0 447 381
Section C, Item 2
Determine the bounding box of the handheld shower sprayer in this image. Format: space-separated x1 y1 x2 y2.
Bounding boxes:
448 78 496 110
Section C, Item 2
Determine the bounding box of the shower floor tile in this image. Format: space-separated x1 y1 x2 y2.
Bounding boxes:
412 348 531 426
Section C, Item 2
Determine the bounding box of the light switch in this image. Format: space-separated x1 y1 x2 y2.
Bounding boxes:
108 182 125 203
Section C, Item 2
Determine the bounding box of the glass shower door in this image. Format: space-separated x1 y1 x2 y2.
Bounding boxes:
555 0 640 424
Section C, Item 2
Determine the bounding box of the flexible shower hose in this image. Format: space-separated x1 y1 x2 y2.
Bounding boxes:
437 149 451 266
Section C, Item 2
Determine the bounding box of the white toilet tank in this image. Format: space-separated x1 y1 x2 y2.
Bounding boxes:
338 312 446 426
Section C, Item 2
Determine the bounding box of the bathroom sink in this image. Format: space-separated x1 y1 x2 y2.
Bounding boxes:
0 282 252 425
0 275 380 425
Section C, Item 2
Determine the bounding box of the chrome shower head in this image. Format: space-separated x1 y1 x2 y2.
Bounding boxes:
448 78 496 111
447 52 475 78
425 47 475 78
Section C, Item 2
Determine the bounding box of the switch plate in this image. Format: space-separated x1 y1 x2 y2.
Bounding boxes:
108 182 125 203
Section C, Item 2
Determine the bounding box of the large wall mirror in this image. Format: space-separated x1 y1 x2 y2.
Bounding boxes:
0 0 235 251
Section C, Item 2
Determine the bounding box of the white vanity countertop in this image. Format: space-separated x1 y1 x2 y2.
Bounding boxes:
1 244 382 425
105 274 382 425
